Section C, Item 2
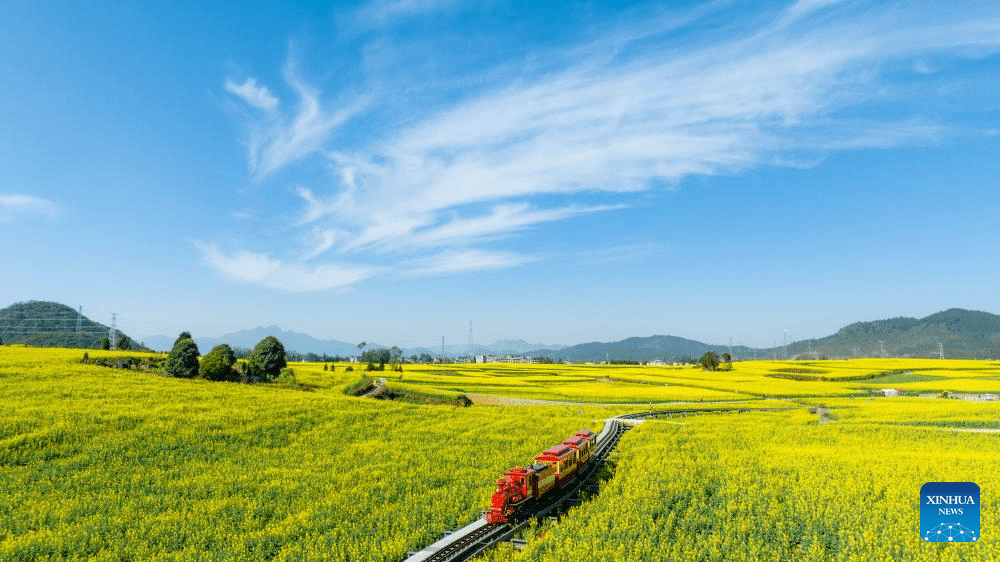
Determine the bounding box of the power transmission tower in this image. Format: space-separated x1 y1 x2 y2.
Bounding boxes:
783 329 788 360
110 313 118 351
938 342 944 359
468 320 473 360
878 340 886 358
76 306 83 333
441 336 445 359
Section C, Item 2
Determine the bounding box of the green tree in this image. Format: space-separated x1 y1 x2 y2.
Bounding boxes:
165 338 200 378
101 337 110 350
118 335 132 351
247 336 287 381
361 347 392 365
201 344 237 381
699 351 720 372
174 331 193 348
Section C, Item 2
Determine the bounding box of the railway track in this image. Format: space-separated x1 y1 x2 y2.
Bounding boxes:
405 407 789 562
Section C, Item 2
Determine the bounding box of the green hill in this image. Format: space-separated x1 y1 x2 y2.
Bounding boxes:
0 301 144 350
782 308 1000 359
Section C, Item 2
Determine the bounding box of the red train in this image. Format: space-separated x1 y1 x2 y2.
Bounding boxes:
486 429 598 524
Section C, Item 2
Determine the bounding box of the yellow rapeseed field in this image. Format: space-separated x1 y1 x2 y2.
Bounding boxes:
0 347 626 560
382 358 1000 401
3 347 998 560
485 403 1000 561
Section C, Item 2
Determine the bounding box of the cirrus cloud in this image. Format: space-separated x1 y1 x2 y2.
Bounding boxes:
195 242 379 292
215 0 1000 291
0 194 60 222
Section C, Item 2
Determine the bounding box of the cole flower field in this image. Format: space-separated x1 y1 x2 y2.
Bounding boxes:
1 347 998 560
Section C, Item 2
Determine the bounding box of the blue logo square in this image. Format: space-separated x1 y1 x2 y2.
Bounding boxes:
921 482 980 542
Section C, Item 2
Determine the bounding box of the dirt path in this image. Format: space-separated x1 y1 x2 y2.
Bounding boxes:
465 394 756 407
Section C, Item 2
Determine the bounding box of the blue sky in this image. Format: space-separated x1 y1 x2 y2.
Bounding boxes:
2 0 999 348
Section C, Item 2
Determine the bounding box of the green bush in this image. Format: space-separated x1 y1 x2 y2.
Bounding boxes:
246 336 287 382
201 344 237 381
275 368 297 387
164 338 200 378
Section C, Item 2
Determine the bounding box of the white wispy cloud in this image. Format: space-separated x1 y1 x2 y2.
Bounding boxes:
219 0 1000 291
195 242 378 292
224 77 279 110
225 63 368 178
0 194 60 222
404 249 535 276
352 0 463 28
312 2 1000 254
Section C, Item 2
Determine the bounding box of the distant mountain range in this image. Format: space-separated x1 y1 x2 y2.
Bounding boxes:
142 327 565 358
142 326 364 356
532 309 1000 362
6 301 1000 361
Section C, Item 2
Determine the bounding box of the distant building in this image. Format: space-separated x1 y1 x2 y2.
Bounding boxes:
487 355 539 364
880 388 900 397
950 393 996 402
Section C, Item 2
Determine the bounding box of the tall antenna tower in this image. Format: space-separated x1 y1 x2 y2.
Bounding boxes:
110 313 118 351
938 342 944 359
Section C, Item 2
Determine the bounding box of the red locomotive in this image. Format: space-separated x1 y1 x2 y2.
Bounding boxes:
486 429 597 524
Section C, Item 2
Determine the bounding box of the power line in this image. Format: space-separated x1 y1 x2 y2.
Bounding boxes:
0 328 121 336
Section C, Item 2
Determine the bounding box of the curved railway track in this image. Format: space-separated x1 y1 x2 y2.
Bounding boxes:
406 407 789 562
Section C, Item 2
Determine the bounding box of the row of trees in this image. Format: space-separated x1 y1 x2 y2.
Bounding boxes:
164 332 287 382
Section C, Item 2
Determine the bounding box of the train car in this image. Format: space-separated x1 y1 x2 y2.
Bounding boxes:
486 429 598 524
